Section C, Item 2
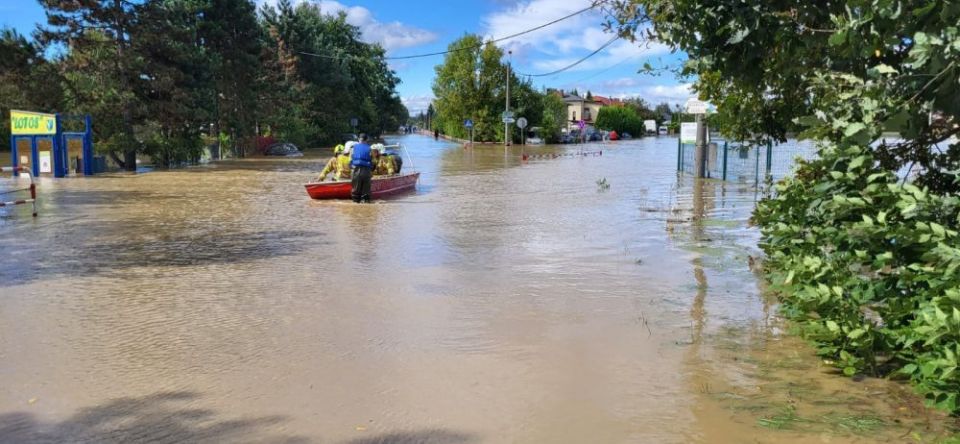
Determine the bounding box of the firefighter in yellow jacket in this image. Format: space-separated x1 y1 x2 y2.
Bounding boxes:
372 144 397 176
317 142 354 181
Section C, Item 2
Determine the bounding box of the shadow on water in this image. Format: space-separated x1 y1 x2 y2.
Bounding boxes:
0 226 324 287
41 189 182 207
0 391 307 444
342 430 477 444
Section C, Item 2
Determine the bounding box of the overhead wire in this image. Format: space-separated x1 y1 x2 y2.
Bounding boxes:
296 2 599 61
515 35 620 77
566 54 639 85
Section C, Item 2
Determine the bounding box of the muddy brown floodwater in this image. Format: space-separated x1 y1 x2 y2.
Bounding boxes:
0 134 956 443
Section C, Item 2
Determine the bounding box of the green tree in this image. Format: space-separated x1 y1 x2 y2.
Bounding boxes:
595 106 642 136
133 0 214 167
0 28 63 151
623 97 657 123
585 90 593 101
201 0 262 157
259 1 405 146
432 34 503 141
540 92 567 143
432 34 545 143
41 0 141 170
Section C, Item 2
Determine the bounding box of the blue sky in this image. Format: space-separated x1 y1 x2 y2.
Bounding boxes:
3 0 692 115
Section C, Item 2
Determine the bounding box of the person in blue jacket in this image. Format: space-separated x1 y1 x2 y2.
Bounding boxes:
350 134 374 203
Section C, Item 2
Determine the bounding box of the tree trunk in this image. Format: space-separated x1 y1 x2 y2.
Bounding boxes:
114 0 137 172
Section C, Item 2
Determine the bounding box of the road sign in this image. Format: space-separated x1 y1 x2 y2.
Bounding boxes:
516 117 527 129
680 122 697 144
577 120 585 130
501 111 514 119
685 98 708 114
349 117 359 128
464 119 473 128
502 116 515 124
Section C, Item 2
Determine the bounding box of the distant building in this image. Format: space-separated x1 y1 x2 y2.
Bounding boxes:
562 92 622 131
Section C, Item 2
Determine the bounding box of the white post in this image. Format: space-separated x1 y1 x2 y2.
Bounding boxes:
694 113 707 178
505 51 511 147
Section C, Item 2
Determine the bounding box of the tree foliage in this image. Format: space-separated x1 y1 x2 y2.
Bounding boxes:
2 0 408 167
539 92 567 143
0 29 63 151
595 105 643 136
605 0 960 413
432 35 547 143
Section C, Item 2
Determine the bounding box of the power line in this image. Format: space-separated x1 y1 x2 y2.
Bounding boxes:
566 54 639 85
296 2 599 62
516 35 620 77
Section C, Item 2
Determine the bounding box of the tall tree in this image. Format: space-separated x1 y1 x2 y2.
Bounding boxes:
133 0 214 167
0 28 63 151
201 0 262 157
41 0 140 170
432 34 537 142
259 1 406 145
540 91 567 143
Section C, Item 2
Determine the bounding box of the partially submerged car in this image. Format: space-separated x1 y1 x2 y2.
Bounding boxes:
264 142 304 157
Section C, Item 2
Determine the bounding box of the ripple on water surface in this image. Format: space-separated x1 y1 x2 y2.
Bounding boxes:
0 135 956 443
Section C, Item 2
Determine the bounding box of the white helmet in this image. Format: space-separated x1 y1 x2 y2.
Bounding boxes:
343 141 357 154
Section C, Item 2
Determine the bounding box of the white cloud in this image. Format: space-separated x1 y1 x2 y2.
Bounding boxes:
637 83 694 105
402 95 434 114
482 0 669 75
597 83 693 106
257 0 437 52
602 77 639 89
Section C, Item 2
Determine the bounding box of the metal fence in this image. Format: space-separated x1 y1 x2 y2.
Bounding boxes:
677 138 817 186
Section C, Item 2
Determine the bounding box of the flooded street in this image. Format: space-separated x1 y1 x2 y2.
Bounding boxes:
0 134 954 443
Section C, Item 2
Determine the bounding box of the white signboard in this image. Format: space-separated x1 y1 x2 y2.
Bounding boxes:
516 117 528 129
685 98 708 114
39 151 52 173
680 122 698 144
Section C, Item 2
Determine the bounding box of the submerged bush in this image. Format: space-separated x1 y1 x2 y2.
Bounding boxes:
754 144 960 413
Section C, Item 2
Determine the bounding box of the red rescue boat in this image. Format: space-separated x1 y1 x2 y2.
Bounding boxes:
304 172 420 200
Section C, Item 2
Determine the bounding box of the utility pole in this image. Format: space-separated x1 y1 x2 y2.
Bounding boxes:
694 113 707 178
505 50 512 147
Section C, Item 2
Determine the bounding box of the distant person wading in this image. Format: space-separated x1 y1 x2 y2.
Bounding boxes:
350 134 374 203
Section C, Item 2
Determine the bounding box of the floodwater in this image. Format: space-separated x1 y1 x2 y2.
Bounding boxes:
0 135 956 443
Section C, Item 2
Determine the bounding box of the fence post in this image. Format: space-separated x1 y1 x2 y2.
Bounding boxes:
754 145 761 188
677 137 682 172
722 141 729 181
765 140 773 180
9 136 17 177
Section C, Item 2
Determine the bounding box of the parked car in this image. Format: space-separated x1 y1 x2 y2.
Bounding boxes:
621 132 633 140
526 127 545 145
264 142 303 157
658 127 668 136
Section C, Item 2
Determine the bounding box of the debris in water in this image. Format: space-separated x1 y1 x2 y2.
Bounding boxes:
596 178 610 191
28 398 37 404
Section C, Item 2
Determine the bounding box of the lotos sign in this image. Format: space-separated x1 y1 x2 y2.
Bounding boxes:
10 110 56 135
